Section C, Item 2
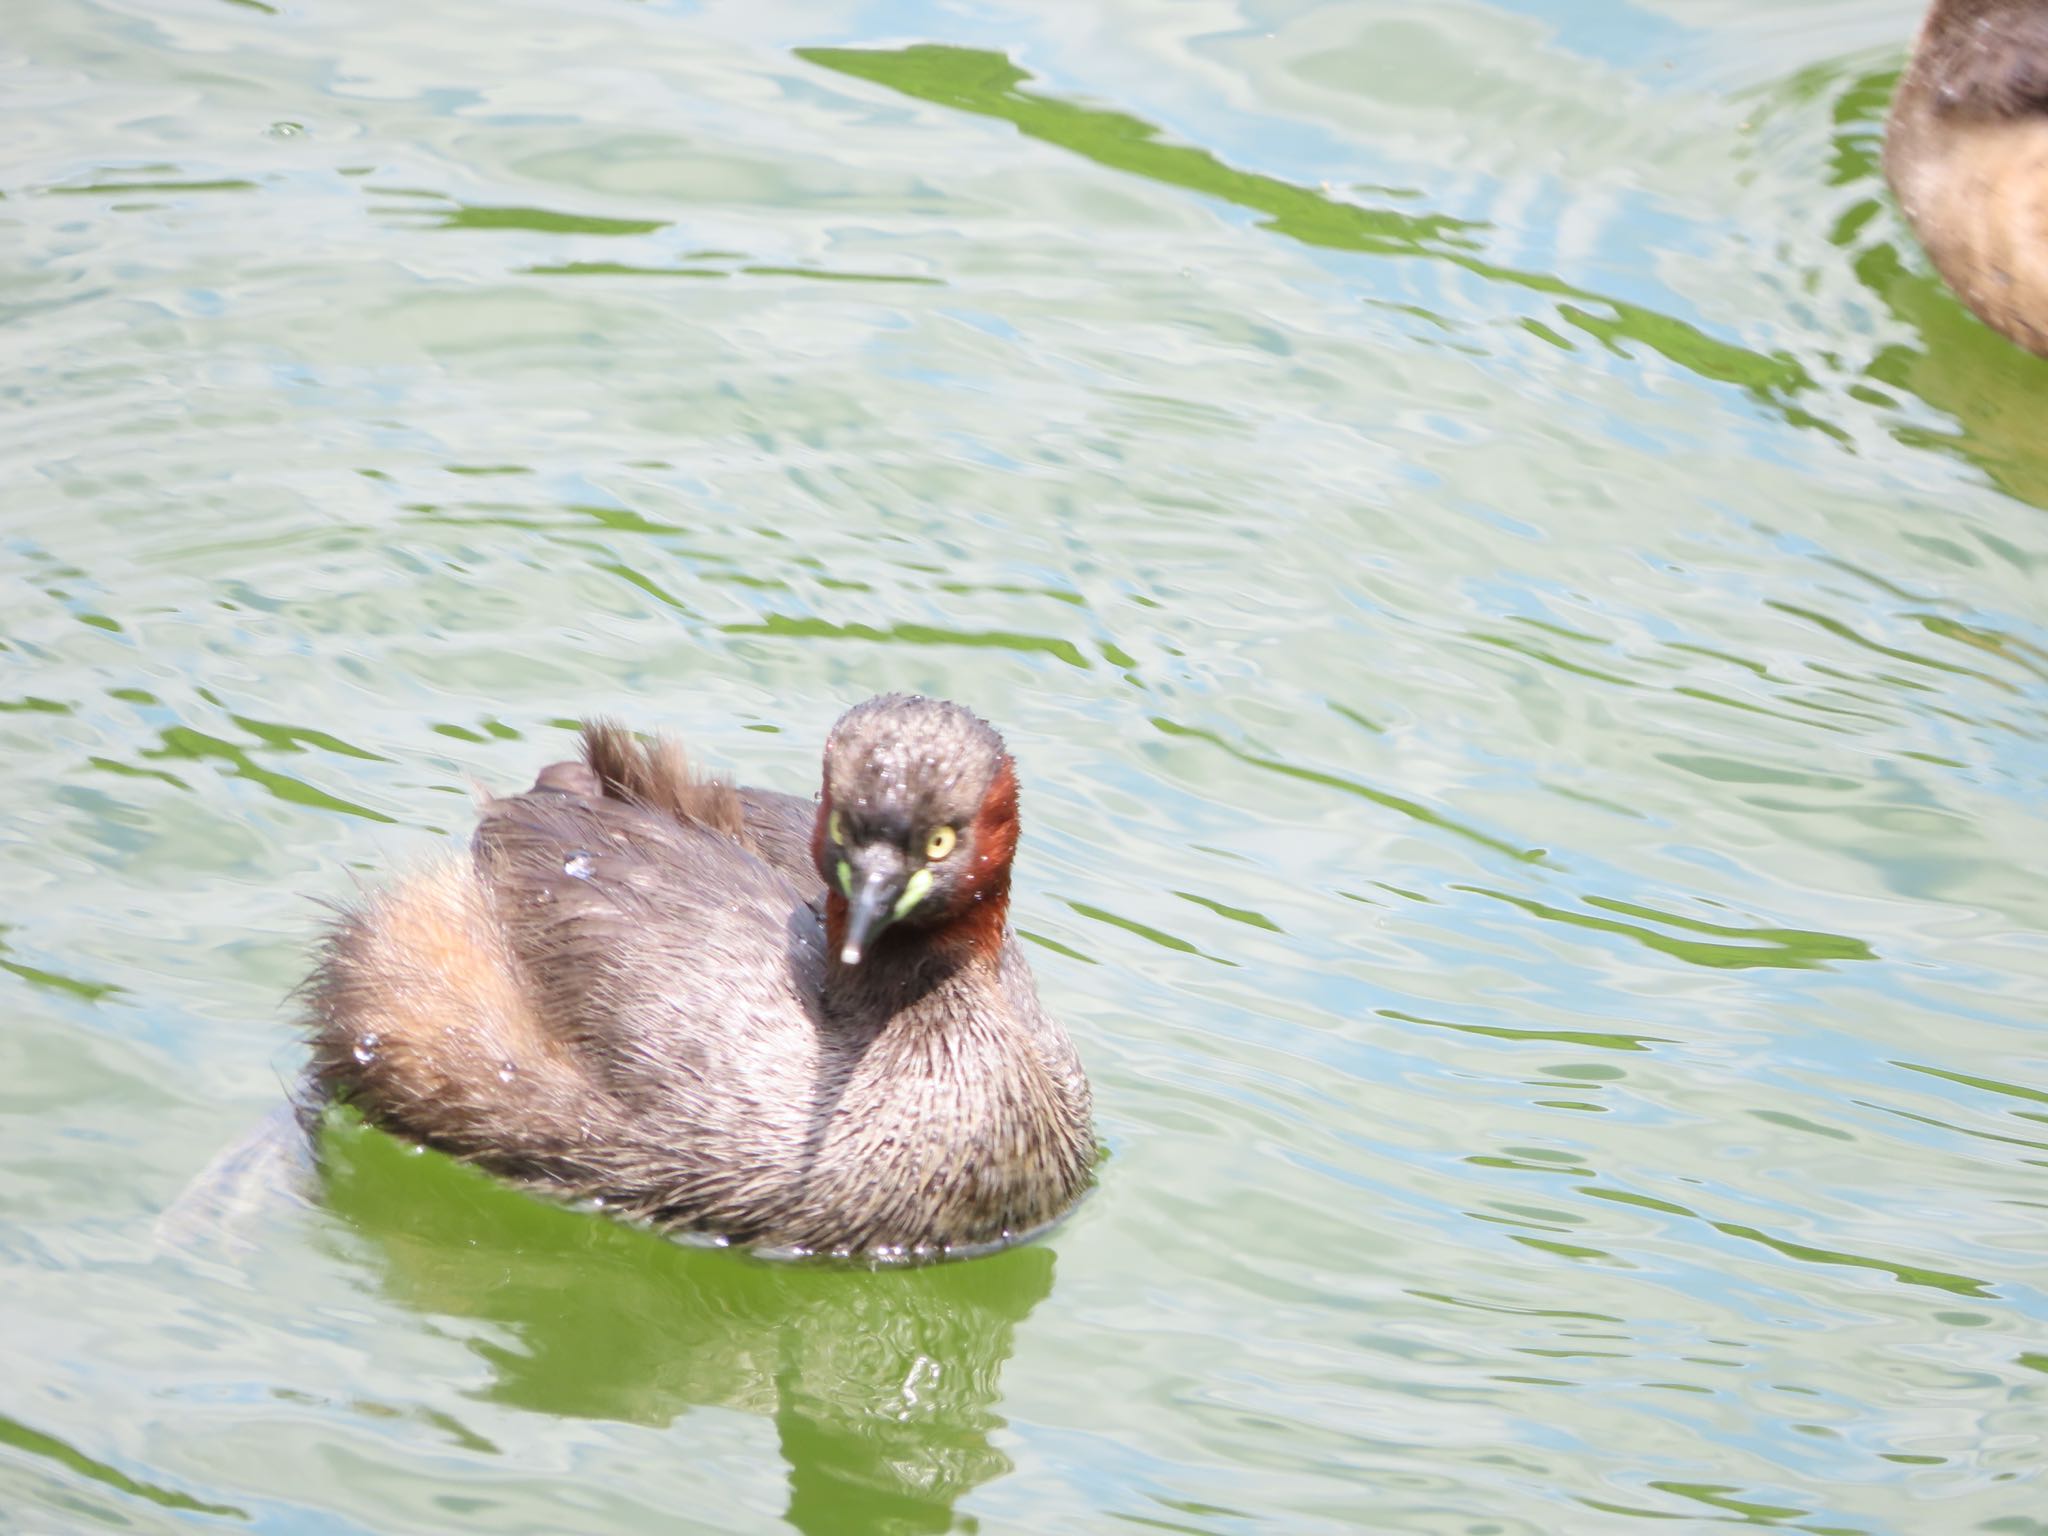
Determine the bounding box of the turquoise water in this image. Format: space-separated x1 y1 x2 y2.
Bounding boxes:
4 0 2045 1531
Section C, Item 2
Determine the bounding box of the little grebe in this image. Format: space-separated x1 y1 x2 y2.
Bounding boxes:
303 695 1095 1258
1885 0 2048 356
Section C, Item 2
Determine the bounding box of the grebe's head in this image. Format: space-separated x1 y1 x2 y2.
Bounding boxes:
813 695 1018 966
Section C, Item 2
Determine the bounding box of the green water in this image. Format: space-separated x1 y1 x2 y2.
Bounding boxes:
4 0 2045 1531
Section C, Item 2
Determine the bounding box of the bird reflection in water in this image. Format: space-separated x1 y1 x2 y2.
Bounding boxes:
319 1116 1058 1536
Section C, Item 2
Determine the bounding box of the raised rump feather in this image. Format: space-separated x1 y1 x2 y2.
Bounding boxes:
580 718 753 847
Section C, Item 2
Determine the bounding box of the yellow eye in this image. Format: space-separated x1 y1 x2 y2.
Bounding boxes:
925 825 957 861
829 810 847 846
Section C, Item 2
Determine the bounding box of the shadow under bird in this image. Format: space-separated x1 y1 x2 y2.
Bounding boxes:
301 693 1096 1259
1886 0 2048 356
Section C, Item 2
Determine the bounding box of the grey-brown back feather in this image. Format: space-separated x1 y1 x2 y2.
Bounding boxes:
1913 1 2048 118
738 787 826 901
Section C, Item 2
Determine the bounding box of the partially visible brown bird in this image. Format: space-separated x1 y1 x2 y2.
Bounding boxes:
1886 0 2048 356
302 694 1095 1260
